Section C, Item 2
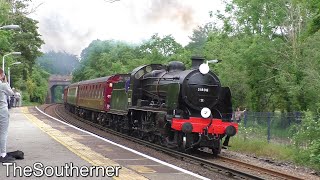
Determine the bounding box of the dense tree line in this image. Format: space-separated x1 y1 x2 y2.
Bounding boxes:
0 0 45 103
72 34 188 82
37 51 79 75
205 0 320 113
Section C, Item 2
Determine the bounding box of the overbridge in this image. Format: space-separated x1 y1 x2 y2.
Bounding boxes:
46 75 72 103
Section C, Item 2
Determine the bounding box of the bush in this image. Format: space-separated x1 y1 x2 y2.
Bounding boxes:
291 111 320 169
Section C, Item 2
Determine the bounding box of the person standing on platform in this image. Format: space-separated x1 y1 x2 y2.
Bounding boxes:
0 68 15 162
14 91 21 107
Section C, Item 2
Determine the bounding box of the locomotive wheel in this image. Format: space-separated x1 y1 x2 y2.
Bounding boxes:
91 112 96 122
115 116 121 132
212 139 222 157
188 146 199 153
97 113 105 126
178 133 187 152
138 131 145 140
147 133 155 143
156 135 165 146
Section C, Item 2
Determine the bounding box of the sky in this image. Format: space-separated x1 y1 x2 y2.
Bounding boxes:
28 0 224 56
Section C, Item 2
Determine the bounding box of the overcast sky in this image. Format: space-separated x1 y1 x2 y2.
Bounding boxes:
28 0 224 56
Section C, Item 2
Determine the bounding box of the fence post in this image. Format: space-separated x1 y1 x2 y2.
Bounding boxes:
244 110 247 128
267 112 271 143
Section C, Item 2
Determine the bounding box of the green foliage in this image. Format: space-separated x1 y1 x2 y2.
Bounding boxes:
230 136 297 161
204 32 250 108
10 14 44 78
21 91 29 103
0 0 45 105
0 0 13 54
288 111 320 168
23 65 49 103
140 34 183 58
0 0 44 81
186 23 216 55
37 51 79 75
310 140 320 165
0 0 10 23
73 35 187 82
53 86 63 103
201 0 320 113
233 112 320 169
231 133 320 170
292 112 320 146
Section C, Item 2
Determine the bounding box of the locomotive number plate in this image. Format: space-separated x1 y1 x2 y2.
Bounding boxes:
197 88 209 92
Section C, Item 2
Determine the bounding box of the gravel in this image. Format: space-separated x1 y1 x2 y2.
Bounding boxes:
221 149 320 180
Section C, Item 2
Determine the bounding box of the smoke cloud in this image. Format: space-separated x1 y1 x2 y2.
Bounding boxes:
143 0 196 31
38 13 94 56
29 0 218 56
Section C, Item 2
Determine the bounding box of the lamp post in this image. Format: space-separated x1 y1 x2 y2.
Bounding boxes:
2 52 21 73
8 62 21 87
0 25 20 30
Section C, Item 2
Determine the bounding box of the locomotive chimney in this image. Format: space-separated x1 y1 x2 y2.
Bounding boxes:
191 56 205 69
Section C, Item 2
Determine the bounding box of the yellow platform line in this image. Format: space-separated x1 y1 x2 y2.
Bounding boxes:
21 107 148 180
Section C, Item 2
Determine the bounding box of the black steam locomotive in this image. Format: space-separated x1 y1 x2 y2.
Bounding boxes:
64 56 238 156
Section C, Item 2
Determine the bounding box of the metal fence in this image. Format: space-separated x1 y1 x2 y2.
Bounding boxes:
234 111 303 144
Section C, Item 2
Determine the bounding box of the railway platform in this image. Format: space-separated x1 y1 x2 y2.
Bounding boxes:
0 107 209 180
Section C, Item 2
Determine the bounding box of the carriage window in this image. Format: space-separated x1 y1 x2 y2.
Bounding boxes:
91 85 93 98
95 86 97 98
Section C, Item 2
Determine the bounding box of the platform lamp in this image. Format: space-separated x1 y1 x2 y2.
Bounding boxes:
2 52 21 74
0 25 20 30
8 62 22 87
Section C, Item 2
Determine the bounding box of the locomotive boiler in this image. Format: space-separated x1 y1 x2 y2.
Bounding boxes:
140 57 222 118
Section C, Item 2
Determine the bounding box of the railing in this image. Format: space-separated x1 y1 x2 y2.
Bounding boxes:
227 111 305 144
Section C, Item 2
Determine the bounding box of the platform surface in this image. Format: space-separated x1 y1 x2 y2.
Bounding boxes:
0 107 209 180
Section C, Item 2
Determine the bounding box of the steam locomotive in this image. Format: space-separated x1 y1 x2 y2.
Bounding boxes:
64 56 238 156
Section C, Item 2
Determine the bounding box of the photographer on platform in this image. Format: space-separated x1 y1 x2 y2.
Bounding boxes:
0 68 15 162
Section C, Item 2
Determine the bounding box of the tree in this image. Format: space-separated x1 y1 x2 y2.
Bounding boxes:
139 34 183 58
186 22 216 55
73 35 184 82
0 0 14 54
0 0 45 104
73 40 139 81
37 51 79 75
1 0 44 81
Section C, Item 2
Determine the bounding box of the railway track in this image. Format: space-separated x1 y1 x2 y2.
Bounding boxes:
42 103 57 112
217 156 304 180
43 104 304 180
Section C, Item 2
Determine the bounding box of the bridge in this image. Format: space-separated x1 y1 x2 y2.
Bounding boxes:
46 75 72 103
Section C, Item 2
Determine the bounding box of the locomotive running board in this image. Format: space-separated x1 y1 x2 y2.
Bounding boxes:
129 106 167 113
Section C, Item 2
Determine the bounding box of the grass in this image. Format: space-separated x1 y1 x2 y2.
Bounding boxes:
21 101 41 106
229 136 296 160
228 135 320 171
